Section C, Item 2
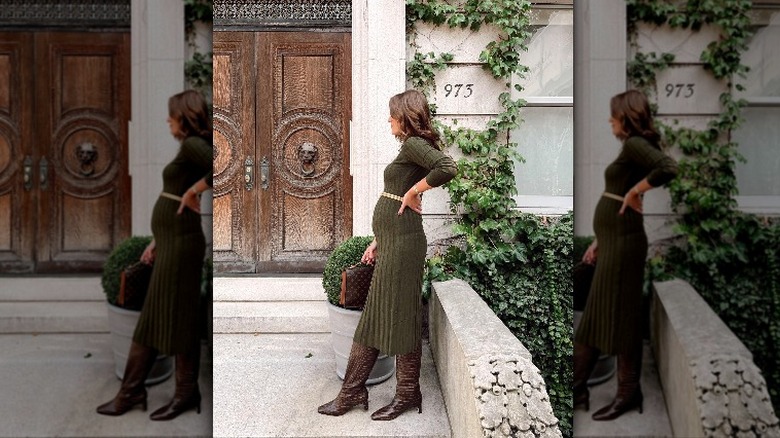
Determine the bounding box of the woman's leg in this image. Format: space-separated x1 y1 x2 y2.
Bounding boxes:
592 344 643 421
318 341 380 416
371 341 422 421
574 342 600 411
96 341 158 416
150 342 201 421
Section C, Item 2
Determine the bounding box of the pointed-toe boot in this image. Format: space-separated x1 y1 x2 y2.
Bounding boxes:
592 347 644 421
371 342 422 421
96 341 157 416
150 345 202 421
318 341 380 416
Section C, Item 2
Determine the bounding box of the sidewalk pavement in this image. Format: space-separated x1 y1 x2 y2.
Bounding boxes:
573 341 672 437
0 276 212 437
212 276 451 438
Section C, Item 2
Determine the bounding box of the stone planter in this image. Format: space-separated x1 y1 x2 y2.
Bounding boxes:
325 302 395 384
106 303 173 384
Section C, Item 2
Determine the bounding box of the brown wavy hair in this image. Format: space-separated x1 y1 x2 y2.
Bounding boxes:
610 89 661 149
168 90 212 142
389 89 442 150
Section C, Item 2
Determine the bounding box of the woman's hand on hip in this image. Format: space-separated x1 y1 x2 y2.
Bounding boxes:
583 240 598 265
619 189 643 215
361 240 378 265
141 240 156 265
178 188 201 215
398 190 422 216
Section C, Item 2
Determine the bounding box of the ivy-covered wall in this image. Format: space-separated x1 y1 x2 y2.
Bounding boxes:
624 0 780 416
405 1 574 436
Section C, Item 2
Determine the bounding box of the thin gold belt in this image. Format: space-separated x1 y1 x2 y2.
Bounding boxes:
602 192 624 202
381 192 403 202
160 192 182 202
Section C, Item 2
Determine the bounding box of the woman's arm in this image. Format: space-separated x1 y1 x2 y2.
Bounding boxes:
619 137 678 215
178 177 211 215
177 136 214 214
398 137 457 215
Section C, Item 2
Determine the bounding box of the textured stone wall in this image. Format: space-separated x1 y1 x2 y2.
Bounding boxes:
652 279 779 437
430 279 561 438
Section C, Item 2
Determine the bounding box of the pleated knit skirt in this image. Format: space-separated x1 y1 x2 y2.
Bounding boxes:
575 196 647 355
353 196 426 356
133 196 205 355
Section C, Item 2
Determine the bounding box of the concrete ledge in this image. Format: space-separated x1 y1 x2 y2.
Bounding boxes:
430 279 561 438
652 279 780 437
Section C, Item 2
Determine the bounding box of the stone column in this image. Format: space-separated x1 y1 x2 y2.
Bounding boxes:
129 0 185 236
350 0 407 236
573 0 627 236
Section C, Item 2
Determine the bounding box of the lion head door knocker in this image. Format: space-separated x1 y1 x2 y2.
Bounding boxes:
298 142 319 178
76 142 98 176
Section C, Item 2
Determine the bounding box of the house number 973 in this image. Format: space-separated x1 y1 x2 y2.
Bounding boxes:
665 83 695 98
443 83 474 98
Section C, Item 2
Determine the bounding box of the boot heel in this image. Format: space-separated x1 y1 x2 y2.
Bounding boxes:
197 400 201 414
363 400 369 411
417 405 422 414
142 400 147 412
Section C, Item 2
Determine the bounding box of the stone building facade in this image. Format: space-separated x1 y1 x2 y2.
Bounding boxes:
212 0 572 273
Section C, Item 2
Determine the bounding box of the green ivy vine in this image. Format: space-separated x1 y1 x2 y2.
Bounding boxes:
627 0 779 412
406 1 573 436
184 0 213 100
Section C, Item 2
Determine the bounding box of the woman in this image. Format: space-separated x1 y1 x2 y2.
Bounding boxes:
97 90 213 421
575 89 677 421
318 89 457 421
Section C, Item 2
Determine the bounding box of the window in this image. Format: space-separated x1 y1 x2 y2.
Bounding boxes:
733 5 780 212
510 4 573 214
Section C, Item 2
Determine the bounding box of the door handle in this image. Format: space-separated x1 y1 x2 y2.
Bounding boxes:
23 156 32 190
260 156 269 190
245 156 254 191
39 157 49 190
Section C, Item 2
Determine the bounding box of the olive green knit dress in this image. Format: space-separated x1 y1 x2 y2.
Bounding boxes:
353 136 457 356
133 136 213 355
576 136 677 355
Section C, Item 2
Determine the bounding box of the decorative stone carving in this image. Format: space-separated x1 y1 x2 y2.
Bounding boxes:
0 0 130 27
468 354 562 438
214 0 351 27
691 354 780 437
297 142 318 177
75 142 98 176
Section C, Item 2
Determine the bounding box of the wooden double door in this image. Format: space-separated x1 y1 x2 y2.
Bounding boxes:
213 31 352 273
0 32 130 273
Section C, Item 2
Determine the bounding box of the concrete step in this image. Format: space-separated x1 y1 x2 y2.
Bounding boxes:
0 276 108 333
213 276 330 334
0 276 103 301
214 276 325 302
213 333 451 437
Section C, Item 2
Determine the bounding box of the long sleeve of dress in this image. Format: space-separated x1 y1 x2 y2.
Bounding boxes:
182 136 214 187
401 137 457 187
624 136 678 187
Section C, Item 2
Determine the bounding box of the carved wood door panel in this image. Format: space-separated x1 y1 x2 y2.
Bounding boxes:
0 32 130 273
0 33 34 272
213 31 352 273
213 31 257 273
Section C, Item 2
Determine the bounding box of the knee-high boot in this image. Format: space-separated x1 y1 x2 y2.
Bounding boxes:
592 345 643 421
318 342 380 416
150 343 202 421
371 342 422 421
96 341 157 416
573 342 600 411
